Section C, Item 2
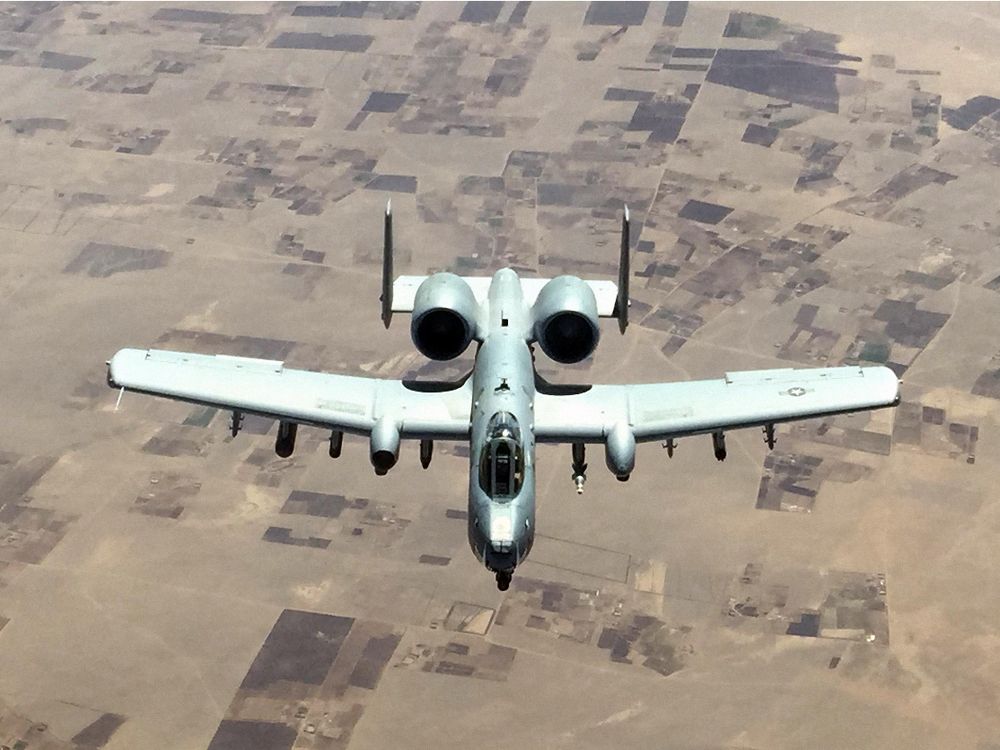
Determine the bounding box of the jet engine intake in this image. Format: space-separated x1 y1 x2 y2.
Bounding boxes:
605 422 635 481
411 273 478 360
532 276 600 364
370 418 400 475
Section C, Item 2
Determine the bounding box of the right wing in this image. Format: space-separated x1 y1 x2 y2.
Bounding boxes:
108 348 472 440
534 365 900 443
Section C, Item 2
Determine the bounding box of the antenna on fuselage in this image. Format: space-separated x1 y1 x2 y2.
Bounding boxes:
615 205 630 334
381 200 393 329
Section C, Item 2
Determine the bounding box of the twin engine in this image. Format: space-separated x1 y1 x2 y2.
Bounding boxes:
410 273 600 365
410 273 478 360
531 276 600 364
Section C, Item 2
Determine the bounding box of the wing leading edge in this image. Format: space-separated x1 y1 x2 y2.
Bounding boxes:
107 348 472 440
534 365 900 443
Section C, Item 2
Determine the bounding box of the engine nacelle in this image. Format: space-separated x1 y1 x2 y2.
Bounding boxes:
531 276 600 364
370 418 400 476
605 422 635 481
411 273 478 360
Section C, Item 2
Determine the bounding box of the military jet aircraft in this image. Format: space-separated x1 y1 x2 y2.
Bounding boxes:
107 205 900 590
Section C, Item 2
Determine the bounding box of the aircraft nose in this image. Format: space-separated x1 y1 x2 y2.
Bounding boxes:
484 545 517 575
489 514 513 552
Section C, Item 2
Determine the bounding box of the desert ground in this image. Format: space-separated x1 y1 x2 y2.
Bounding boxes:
0 2 997 748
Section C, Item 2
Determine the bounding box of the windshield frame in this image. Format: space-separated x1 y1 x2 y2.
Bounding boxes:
478 412 525 500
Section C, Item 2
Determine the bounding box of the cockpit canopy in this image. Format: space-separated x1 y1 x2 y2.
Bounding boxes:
478 412 524 500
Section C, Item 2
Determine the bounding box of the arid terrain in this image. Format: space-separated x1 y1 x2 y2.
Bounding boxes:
0 2 997 748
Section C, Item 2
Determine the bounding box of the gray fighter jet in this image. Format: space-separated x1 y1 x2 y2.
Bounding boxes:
107 206 900 590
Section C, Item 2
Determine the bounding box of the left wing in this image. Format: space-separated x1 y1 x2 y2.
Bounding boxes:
107 348 472 440
534 365 899 443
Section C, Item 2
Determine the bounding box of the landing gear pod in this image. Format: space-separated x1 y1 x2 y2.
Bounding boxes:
605 422 635 481
420 439 433 469
712 431 727 461
275 421 297 458
370 418 400 475
329 430 343 458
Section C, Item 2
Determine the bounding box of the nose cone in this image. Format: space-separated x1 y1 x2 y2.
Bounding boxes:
471 505 531 574
485 510 517 574
489 513 514 553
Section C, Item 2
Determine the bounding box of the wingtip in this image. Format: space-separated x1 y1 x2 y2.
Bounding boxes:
872 364 902 403
106 355 119 389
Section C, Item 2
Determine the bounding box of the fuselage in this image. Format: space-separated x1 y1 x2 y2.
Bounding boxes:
466 269 537 576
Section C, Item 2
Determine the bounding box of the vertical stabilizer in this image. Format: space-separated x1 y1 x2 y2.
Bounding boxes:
616 205 630 334
381 201 393 328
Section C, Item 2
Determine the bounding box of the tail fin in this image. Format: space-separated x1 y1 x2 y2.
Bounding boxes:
381 201 393 329
615 205 630 334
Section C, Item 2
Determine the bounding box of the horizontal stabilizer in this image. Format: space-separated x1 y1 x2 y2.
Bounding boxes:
391 276 620 317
